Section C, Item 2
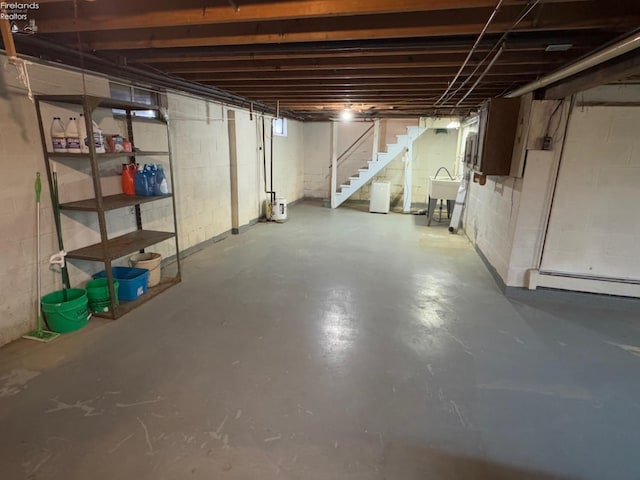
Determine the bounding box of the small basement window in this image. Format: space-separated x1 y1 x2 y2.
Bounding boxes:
110 82 160 119
273 117 287 137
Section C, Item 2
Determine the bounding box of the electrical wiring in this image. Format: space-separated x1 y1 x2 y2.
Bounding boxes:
439 0 542 106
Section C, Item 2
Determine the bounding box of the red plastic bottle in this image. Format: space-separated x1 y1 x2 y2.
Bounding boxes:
122 163 137 195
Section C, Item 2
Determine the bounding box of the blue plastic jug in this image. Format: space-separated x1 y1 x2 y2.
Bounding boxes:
134 165 152 196
153 166 166 195
144 164 157 195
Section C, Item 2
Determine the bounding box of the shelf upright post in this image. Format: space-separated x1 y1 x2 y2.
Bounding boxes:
82 97 117 318
164 111 182 281
125 108 144 236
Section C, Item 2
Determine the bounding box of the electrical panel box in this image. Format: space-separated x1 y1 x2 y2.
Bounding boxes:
464 132 479 167
474 97 521 177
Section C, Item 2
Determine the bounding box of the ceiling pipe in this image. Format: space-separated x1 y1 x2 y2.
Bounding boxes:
506 30 640 98
434 0 503 106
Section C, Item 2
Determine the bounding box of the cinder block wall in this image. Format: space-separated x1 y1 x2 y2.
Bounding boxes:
0 56 305 346
303 122 331 199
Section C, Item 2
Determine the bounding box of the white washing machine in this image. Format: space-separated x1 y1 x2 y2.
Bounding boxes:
369 182 390 214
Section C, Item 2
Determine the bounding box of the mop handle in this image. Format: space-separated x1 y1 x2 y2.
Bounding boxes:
35 173 41 318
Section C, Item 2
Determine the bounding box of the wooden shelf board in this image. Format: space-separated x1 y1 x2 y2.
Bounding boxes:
92 276 181 320
60 193 173 212
47 151 169 159
66 230 175 261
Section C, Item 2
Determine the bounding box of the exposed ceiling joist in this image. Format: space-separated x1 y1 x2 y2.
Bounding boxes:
20 0 640 119
56 4 638 51
35 0 590 34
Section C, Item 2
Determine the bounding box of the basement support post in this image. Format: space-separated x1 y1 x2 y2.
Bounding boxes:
227 109 240 233
330 121 338 209
402 141 413 213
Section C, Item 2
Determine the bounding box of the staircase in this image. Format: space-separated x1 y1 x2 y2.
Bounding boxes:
333 125 426 208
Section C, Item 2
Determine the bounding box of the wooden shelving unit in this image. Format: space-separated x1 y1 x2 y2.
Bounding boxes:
34 94 181 319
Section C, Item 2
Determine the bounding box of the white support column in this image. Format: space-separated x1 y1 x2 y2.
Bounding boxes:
402 142 413 213
330 121 338 209
372 119 380 159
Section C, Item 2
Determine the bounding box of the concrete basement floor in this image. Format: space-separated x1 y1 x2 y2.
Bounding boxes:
1 201 640 480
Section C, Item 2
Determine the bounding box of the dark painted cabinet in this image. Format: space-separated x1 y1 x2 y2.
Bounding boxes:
474 97 521 176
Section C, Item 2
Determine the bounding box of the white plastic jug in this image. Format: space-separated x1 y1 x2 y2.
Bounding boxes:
92 120 106 154
50 117 66 153
78 114 90 154
65 117 81 153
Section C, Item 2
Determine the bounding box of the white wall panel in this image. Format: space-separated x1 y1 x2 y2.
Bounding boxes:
541 106 640 281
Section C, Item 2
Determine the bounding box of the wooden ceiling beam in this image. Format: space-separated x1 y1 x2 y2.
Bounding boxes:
129 45 583 64
226 87 503 94
120 34 605 62
157 53 567 73
64 4 637 51
270 104 480 110
170 64 555 75
35 0 575 34
184 69 542 81
208 79 517 87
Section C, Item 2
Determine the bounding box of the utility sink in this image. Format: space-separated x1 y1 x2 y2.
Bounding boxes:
428 176 459 200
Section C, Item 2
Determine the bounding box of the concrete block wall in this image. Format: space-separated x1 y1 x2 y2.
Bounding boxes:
0 56 305 347
273 118 305 204
506 150 556 286
231 109 262 226
303 122 331 199
462 97 572 288
412 129 460 204
464 176 523 281
166 94 231 251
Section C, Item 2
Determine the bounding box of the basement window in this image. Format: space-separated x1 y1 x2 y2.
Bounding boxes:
273 117 288 137
109 82 160 119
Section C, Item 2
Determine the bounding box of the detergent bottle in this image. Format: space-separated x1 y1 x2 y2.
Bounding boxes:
50 117 66 152
65 117 81 153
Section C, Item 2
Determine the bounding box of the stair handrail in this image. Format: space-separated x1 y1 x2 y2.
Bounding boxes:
328 122 375 172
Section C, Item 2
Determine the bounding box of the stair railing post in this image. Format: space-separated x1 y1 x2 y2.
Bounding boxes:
403 137 414 213
372 119 380 161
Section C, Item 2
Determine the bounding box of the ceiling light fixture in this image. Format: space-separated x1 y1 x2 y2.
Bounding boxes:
340 107 353 122
446 120 461 129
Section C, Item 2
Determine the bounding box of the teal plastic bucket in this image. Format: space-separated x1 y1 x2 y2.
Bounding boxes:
41 288 90 333
86 278 119 313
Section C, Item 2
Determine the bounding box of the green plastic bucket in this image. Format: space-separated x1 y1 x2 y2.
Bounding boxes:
41 288 91 333
86 278 119 313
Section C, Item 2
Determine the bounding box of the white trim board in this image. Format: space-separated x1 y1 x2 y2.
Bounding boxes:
528 270 640 298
